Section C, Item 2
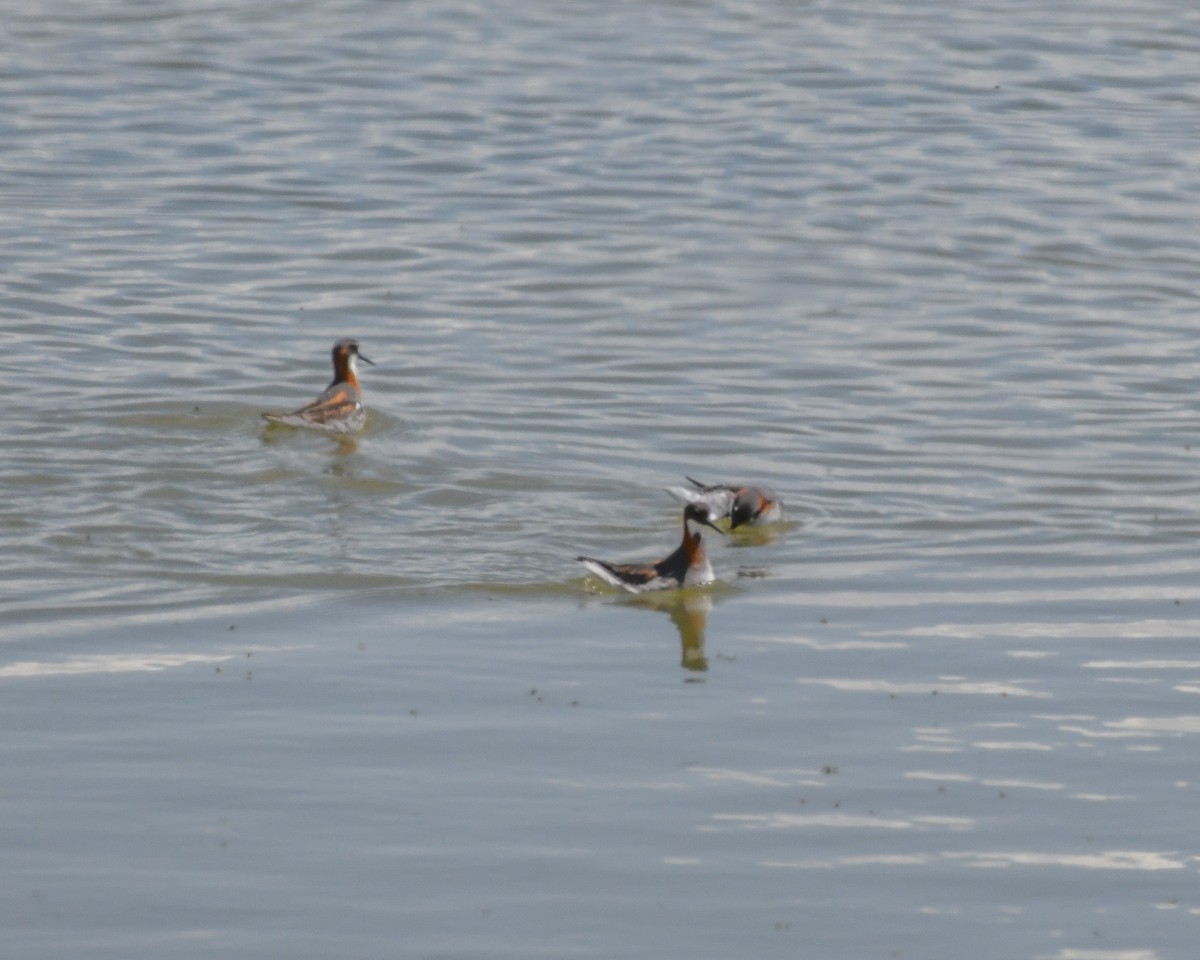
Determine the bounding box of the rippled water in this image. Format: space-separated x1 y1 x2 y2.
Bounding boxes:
5 1 1200 957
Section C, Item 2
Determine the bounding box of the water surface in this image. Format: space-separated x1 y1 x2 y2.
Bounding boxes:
4 2 1200 958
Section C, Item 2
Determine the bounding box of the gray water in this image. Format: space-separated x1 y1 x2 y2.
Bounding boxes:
4 1 1200 957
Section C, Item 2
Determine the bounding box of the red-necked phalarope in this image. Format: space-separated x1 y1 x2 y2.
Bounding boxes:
665 476 783 529
577 503 724 593
262 338 374 434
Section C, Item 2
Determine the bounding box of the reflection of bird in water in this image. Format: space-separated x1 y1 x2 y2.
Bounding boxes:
665 476 783 529
630 590 712 671
668 592 709 671
262 338 375 434
576 503 724 593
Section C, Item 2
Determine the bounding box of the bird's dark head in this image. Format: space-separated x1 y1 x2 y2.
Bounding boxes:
683 502 724 537
331 338 374 381
730 489 774 529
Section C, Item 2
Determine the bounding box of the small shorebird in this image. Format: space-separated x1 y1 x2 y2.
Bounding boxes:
665 476 783 529
262 338 374 434
576 503 724 593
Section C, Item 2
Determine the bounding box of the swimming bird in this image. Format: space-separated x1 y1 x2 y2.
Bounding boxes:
261 338 374 434
665 476 783 529
576 503 724 593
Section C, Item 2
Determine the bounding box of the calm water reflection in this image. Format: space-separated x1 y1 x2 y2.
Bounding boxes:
5 0 1200 958
631 590 715 672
